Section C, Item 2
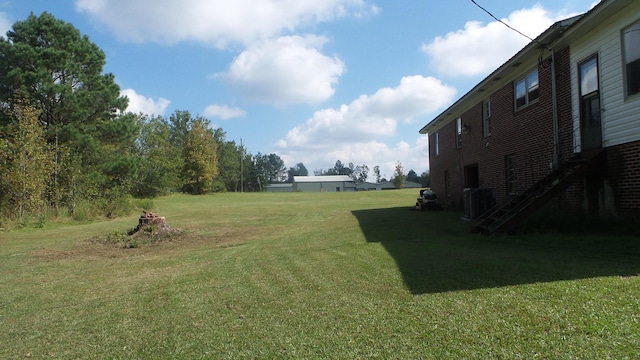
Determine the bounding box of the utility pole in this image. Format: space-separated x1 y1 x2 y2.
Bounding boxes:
240 138 244 193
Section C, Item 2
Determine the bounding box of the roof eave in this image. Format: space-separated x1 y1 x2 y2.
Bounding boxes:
419 15 582 136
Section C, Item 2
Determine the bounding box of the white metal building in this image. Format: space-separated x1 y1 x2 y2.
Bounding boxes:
293 176 355 192
265 183 293 192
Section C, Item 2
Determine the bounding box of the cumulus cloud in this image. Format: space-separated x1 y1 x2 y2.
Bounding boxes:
421 5 579 77
278 137 429 181
121 88 170 116
217 35 345 105
74 0 374 47
275 75 454 176
203 104 246 119
0 12 11 37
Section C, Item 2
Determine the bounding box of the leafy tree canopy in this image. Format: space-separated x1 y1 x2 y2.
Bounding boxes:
391 161 406 189
287 162 308 183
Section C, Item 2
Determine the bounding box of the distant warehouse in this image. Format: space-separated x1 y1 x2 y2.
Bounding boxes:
265 183 293 192
293 175 355 192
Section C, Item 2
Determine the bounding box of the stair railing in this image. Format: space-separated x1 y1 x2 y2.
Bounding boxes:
473 123 583 221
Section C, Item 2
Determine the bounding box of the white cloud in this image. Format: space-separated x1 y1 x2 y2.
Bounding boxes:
203 104 246 119
278 137 429 181
217 35 345 105
75 0 374 47
121 88 170 116
0 12 11 37
421 5 579 78
275 75 454 176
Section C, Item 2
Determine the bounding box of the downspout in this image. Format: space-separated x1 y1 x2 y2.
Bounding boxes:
551 48 560 169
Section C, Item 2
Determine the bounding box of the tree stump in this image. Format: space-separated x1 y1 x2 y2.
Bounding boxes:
129 211 175 235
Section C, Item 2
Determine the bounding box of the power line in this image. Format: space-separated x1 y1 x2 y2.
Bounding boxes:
469 0 536 43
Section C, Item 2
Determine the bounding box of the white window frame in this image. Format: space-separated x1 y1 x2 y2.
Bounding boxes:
515 68 539 110
483 99 491 137
455 118 462 148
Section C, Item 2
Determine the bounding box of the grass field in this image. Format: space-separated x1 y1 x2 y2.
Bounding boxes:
1 190 639 359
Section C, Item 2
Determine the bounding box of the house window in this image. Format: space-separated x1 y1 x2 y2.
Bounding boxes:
483 99 491 137
505 155 517 195
444 170 451 197
434 132 439 157
623 21 640 96
455 118 462 148
515 68 539 110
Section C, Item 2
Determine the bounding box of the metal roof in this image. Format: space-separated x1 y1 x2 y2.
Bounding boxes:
293 175 353 183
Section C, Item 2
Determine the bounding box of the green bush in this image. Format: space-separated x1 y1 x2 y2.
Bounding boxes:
98 189 134 218
133 198 154 212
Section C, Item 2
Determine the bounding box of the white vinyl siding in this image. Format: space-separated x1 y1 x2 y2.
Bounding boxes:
570 5 640 151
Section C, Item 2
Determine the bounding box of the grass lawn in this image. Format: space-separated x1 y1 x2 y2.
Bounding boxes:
1 190 639 359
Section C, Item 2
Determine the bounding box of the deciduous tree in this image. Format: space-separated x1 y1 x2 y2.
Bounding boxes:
406 169 419 184
287 162 308 183
183 119 218 194
0 99 52 218
251 152 286 190
213 129 243 192
373 165 381 183
391 161 406 189
350 164 369 183
134 115 181 197
0 12 128 212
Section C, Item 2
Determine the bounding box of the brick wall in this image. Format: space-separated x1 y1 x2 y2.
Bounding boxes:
428 47 576 210
429 119 463 208
428 44 640 216
604 141 640 216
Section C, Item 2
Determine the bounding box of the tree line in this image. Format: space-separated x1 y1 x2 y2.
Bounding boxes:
0 13 292 221
0 12 428 223
311 160 429 188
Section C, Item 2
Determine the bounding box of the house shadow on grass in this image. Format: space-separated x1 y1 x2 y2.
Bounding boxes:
351 207 640 295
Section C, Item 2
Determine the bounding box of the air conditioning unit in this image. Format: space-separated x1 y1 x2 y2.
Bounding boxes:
463 188 495 220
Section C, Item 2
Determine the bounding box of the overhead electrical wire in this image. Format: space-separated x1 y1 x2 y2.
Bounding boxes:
468 0 536 43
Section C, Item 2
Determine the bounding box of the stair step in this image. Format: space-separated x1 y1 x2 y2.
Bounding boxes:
469 150 605 235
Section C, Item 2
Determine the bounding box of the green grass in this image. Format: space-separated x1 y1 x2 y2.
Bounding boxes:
1 190 639 359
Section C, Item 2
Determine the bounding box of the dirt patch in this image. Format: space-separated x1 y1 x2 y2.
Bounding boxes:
32 224 267 262
30 209 279 262
91 211 182 249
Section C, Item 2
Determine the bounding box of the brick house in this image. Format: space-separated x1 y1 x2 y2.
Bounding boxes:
419 0 640 232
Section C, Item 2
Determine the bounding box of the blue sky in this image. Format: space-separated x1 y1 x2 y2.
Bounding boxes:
0 0 597 179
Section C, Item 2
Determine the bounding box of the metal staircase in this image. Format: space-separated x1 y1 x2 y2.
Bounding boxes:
471 150 605 234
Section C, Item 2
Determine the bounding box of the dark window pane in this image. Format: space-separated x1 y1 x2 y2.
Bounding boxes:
528 86 539 102
624 22 640 64
627 57 640 95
